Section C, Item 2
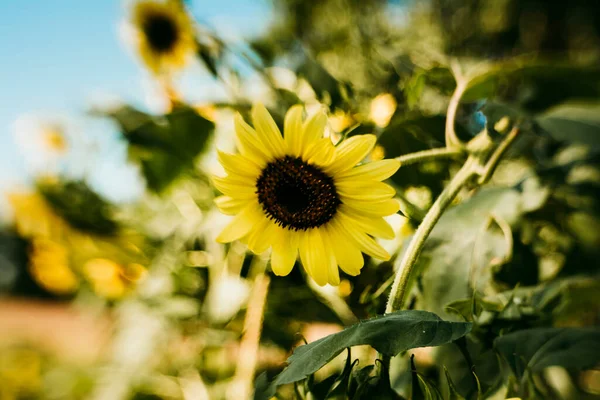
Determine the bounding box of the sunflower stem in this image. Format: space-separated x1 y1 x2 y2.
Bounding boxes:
378 125 521 376
385 158 477 315
445 60 468 150
395 147 464 167
378 159 477 376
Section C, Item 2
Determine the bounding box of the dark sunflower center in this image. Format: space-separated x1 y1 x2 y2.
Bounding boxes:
256 156 340 230
143 13 178 52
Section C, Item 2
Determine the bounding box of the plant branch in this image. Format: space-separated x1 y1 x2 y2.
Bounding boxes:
445 77 468 150
477 126 520 184
227 272 271 400
385 158 478 314
395 147 464 167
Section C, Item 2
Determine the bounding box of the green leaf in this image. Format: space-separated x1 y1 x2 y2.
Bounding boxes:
351 362 404 400
106 105 215 193
411 355 443 400
462 62 600 112
444 367 466 400
38 180 117 235
536 103 600 150
417 187 526 317
378 115 447 159
494 327 600 379
255 310 471 400
405 66 456 109
296 55 351 109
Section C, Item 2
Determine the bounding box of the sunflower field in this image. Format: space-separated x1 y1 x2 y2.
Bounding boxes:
1 0 600 399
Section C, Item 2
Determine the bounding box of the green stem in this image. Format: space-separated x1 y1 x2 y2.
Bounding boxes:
445 78 467 150
385 158 477 314
477 126 520 184
395 147 464 167
378 158 477 376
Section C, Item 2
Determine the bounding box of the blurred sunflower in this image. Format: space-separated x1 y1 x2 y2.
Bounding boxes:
83 258 146 299
7 192 68 240
213 104 400 286
29 238 79 295
130 0 196 75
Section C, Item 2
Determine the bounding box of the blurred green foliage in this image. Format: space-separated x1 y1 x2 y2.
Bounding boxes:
1 0 600 399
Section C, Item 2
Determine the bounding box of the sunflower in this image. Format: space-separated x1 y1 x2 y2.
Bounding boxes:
213 104 400 286
130 0 196 75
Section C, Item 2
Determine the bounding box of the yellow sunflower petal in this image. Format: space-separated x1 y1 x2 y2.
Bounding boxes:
343 198 400 217
214 196 248 215
320 229 340 285
326 224 364 276
301 111 327 158
339 206 395 239
234 113 270 166
325 134 377 174
299 229 328 286
216 203 263 243
284 105 304 156
306 138 335 166
217 150 261 177
336 159 400 182
252 103 286 158
271 228 298 276
336 181 395 202
247 217 275 254
212 176 256 199
335 215 391 260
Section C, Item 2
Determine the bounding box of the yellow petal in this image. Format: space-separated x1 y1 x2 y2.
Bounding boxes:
320 229 340 285
326 223 364 276
212 175 256 199
247 217 275 254
271 228 298 276
301 111 327 158
217 150 261 178
325 134 377 174
336 159 400 182
284 105 304 156
252 103 285 158
212 176 256 199
305 137 335 166
216 203 263 243
336 181 395 202
343 198 400 217
299 229 328 286
339 206 395 239
335 215 391 260
214 196 248 215
234 113 270 166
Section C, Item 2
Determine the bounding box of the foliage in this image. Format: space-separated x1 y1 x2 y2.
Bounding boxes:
1 0 599 399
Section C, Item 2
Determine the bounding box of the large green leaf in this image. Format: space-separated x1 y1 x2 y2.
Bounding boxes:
417 187 526 317
494 327 600 379
536 103 600 150
106 105 215 193
255 310 471 400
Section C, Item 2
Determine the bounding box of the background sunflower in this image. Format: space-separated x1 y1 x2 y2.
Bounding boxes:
130 0 196 75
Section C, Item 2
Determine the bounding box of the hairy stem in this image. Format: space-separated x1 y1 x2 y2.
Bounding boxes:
385 158 477 314
477 126 520 184
395 147 464 167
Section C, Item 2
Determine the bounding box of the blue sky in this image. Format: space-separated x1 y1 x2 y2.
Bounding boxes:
0 0 270 202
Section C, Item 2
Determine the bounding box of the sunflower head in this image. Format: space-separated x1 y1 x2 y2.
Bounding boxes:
213 104 400 286
131 0 196 75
